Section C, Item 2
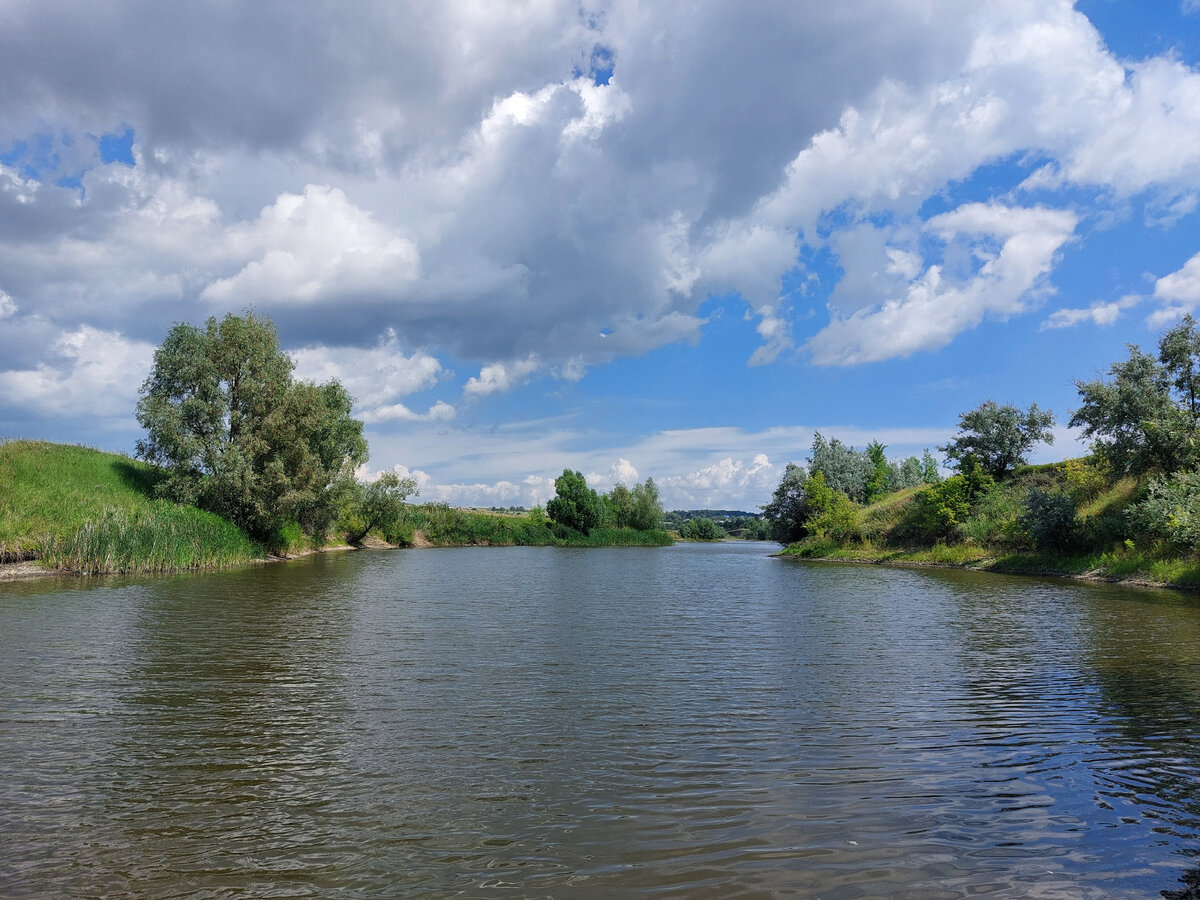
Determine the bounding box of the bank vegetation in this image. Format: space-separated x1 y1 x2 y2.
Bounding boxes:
766 316 1200 591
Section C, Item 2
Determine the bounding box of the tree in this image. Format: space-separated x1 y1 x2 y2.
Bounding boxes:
602 478 662 531
809 432 871 502
1071 317 1200 476
920 449 941 484
136 311 367 540
939 400 1055 480
864 440 891 504
761 463 809 544
605 483 633 528
546 469 603 534
629 477 663 531
344 471 419 544
680 517 722 540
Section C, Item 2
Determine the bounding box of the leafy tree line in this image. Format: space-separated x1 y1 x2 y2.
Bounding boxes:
764 314 1200 564
544 469 664 535
136 311 370 544
762 436 942 543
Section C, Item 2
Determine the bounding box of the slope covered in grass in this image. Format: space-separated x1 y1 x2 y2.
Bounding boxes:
0 440 259 573
781 458 1200 591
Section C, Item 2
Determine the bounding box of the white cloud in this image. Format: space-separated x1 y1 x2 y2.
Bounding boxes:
290 330 447 421
807 203 1078 365
1155 250 1200 305
0 290 15 318
659 454 777 509
1042 294 1141 329
0 326 154 419
200 185 419 306
463 356 542 398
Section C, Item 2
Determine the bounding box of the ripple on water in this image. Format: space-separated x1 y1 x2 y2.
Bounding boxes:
2 545 1200 898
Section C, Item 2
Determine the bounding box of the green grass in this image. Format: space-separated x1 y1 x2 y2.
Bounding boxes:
779 459 1200 591
1 440 259 574
402 504 673 547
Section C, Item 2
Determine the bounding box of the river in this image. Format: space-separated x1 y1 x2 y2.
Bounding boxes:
2 542 1199 898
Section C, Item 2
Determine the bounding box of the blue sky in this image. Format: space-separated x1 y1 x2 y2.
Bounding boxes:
2 1 1200 510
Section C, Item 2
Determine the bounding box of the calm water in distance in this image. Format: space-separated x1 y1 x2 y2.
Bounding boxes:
2 542 1200 898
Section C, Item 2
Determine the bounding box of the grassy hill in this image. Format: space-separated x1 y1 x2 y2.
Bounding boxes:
1 441 674 575
782 459 1200 590
0 440 259 574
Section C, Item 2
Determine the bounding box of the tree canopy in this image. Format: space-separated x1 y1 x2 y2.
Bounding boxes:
939 400 1055 480
546 469 603 534
604 477 663 531
136 311 367 541
1071 315 1200 475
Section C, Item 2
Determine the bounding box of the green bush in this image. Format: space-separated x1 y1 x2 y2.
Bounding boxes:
901 477 971 543
679 517 723 540
810 492 859 544
1019 489 1080 552
959 482 1025 547
1129 471 1200 550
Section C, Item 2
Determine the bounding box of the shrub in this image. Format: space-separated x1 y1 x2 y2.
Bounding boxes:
810 492 860 544
680 517 723 540
1019 489 1080 552
1129 471 1200 550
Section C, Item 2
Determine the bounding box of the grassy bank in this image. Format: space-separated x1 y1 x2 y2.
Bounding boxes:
1 440 260 574
779 459 1200 591
399 503 674 548
1 441 674 576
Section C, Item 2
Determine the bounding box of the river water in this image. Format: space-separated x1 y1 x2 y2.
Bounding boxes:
2 542 1200 898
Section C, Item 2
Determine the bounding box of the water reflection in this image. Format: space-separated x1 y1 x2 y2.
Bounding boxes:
2 546 1200 898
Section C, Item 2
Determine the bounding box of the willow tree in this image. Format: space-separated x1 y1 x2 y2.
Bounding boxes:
136 311 367 540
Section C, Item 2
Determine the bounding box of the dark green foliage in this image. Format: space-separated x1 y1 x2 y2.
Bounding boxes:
760 463 860 546
1071 345 1179 475
809 432 871 502
921 449 942 484
940 400 1055 480
679 517 722 540
1071 316 1200 476
900 458 993 544
902 477 972 542
761 463 812 543
343 470 420 544
864 440 890 504
1019 489 1080 552
136 311 367 542
546 469 604 534
401 504 672 547
809 491 859 544
1129 470 1200 550
604 478 663 530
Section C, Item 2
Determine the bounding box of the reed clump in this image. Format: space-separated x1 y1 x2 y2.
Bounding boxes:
2 440 259 574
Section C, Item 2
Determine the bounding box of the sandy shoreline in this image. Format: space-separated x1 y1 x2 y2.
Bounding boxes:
0 561 63 581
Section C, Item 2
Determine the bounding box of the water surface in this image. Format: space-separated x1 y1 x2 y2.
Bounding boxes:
2 543 1200 897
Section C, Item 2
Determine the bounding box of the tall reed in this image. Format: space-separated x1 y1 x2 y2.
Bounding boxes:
44 504 258 575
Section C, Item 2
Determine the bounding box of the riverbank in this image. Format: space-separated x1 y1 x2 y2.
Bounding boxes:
779 541 1200 594
1 441 675 578
770 457 1200 594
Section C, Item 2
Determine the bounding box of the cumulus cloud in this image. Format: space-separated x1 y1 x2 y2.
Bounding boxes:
463 356 542 398
660 454 777 508
200 185 419 306
807 203 1078 365
290 330 449 422
3 0 1200 485
1042 295 1142 329
0 326 154 419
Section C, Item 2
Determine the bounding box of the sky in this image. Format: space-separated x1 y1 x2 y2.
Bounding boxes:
2 1 1200 511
